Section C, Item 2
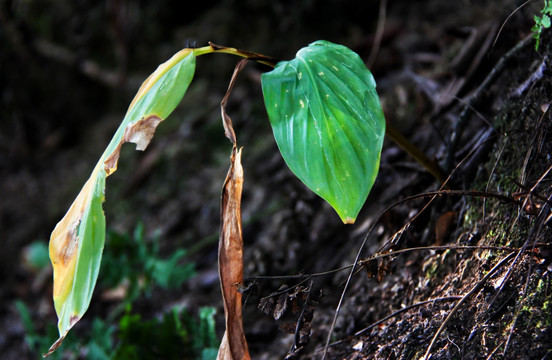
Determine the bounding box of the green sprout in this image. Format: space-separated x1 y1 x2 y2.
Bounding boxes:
532 0 552 50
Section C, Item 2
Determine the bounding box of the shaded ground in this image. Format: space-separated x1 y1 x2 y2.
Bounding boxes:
1 1 551 359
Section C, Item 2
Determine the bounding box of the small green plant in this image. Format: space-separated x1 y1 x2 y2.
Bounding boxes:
101 222 195 301
22 241 51 271
18 299 117 360
19 224 212 359
532 0 552 50
17 301 218 360
115 306 219 360
44 40 442 357
45 40 387 356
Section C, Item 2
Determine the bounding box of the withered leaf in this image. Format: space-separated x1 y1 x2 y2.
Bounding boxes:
258 284 290 321
217 147 250 360
435 210 457 245
258 282 320 349
46 48 196 357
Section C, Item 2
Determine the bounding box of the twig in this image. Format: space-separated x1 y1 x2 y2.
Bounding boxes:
319 134 523 359
290 280 314 354
321 223 370 360
488 165 552 308
367 0 387 68
491 0 533 50
446 33 533 170
502 263 533 356
485 341 504 360
422 252 516 360
319 178 453 359
484 137 509 219
332 296 462 348
312 297 462 354
247 243 531 282
319 187 520 359
386 123 447 183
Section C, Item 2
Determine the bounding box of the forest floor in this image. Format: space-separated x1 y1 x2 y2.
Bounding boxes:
1 1 551 359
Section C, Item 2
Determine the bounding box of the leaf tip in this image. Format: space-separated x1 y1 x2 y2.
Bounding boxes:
43 334 66 358
343 217 356 224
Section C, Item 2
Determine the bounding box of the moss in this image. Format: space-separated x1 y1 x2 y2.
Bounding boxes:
526 278 552 329
423 258 440 280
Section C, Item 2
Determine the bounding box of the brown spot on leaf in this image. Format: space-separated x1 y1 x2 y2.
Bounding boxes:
69 314 81 328
59 220 80 266
103 115 163 176
124 115 163 151
103 142 123 176
49 178 95 299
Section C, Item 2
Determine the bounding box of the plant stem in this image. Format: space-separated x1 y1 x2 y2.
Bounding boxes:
193 42 279 67
385 122 447 183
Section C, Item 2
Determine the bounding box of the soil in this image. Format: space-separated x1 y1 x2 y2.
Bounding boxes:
1 1 551 359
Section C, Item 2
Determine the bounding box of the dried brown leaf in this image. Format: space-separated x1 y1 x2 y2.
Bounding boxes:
435 211 456 245
217 147 250 360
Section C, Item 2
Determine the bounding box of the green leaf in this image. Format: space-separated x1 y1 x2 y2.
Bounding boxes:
149 249 194 288
23 241 51 270
46 48 196 356
542 14 551 28
261 40 385 223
